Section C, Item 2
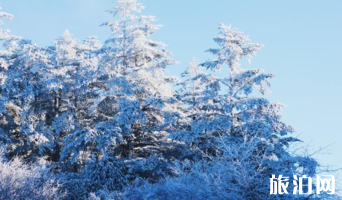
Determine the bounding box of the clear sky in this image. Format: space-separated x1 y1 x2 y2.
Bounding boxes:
1 0 341 184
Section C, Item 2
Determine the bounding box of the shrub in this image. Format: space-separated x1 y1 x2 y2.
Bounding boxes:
0 150 63 200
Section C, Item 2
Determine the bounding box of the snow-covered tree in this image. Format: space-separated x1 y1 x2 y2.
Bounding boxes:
173 58 222 150
174 24 294 154
61 0 182 171
46 32 102 164
170 24 328 199
178 58 206 107
0 6 13 120
0 37 55 160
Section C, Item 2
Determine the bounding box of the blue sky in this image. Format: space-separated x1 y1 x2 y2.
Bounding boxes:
1 0 342 182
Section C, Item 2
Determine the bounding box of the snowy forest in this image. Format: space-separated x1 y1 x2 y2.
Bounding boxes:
0 0 339 199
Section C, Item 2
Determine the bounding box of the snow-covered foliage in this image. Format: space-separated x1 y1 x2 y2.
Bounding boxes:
0 1 338 200
0 150 62 200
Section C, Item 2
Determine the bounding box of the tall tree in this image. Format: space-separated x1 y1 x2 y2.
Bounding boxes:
60 0 183 178
49 32 102 164
172 24 320 199
0 36 55 160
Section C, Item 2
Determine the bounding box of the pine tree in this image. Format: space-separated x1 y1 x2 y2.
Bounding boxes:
71 0 180 161
171 24 321 199
0 35 54 160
